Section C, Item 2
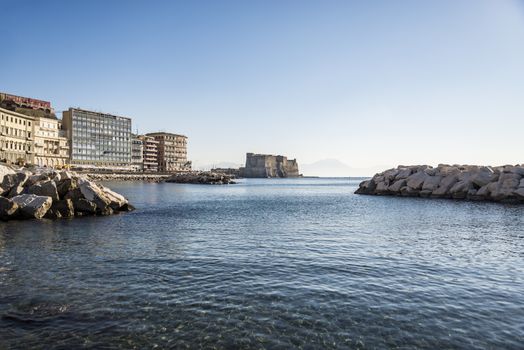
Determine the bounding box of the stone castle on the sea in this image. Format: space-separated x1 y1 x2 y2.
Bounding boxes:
239 153 300 178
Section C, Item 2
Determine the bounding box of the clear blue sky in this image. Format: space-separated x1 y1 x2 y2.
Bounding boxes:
2 0 524 175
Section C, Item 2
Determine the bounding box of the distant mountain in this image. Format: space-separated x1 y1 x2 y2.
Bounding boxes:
301 159 387 177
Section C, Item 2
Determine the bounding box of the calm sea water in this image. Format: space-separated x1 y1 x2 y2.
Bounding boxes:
0 178 523 349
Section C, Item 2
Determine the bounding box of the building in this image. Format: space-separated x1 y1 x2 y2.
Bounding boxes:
145 132 190 172
0 107 35 164
33 116 69 168
139 135 159 172
131 134 144 171
239 153 300 178
0 92 53 114
62 108 132 170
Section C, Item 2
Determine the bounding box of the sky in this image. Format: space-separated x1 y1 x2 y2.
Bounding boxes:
2 0 524 176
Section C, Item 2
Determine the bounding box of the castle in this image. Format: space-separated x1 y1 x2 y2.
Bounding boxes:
239 153 300 178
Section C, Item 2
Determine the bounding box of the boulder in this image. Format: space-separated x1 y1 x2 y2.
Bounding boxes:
77 179 111 210
57 178 77 199
27 180 59 202
100 185 128 209
0 164 16 182
383 169 399 182
74 198 97 214
0 173 18 195
11 194 52 219
25 174 50 188
449 180 473 199
431 175 458 197
52 199 75 218
514 188 524 199
7 184 25 198
471 168 496 187
388 179 406 193
375 181 390 194
395 168 412 179
422 176 442 192
0 197 19 221
59 171 73 180
406 172 428 190
64 187 84 202
400 186 419 197
355 180 376 194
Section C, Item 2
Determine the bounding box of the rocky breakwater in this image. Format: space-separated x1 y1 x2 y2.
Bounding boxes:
0 165 134 221
165 171 236 185
355 164 524 204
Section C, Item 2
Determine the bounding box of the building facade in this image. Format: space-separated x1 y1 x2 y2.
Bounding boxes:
0 107 35 164
139 135 159 172
62 108 132 170
33 116 69 168
131 134 144 171
145 132 190 172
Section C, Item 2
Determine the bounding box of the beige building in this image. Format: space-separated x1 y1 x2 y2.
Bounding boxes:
145 132 190 172
0 107 35 164
33 116 69 168
139 135 159 172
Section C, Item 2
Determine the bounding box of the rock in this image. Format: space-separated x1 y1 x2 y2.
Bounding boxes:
471 168 496 187
119 203 135 212
0 173 18 196
431 175 458 198
165 171 236 185
59 171 73 180
419 190 432 198
52 199 75 218
400 186 419 197
57 178 77 199
11 194 52 219
406 172 428 190
355 164 524 204
77 179 111 210
0 197 19 221
395 168 412 179
0 164 16 182
514 188 524 199
25 174 50 188
74 198 97 214
355 180 376 194
383 169 399 182
422 176 442 192
449 180 473 199
388 179 406 193
64 188 84 202
375 181 390 194
99 185 128 210
27 180 59 202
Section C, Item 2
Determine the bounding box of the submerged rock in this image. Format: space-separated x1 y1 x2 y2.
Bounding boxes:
355 164 524 204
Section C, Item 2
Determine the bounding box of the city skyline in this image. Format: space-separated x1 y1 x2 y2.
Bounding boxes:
2 0 524 175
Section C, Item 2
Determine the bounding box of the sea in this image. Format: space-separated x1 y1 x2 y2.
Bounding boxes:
0 178 523 349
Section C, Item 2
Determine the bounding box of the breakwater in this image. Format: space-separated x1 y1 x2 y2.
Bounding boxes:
86 173 170 182
356 164 524 203
0 165 133 221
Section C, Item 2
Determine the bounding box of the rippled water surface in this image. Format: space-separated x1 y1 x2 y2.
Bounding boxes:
1 178 523 349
